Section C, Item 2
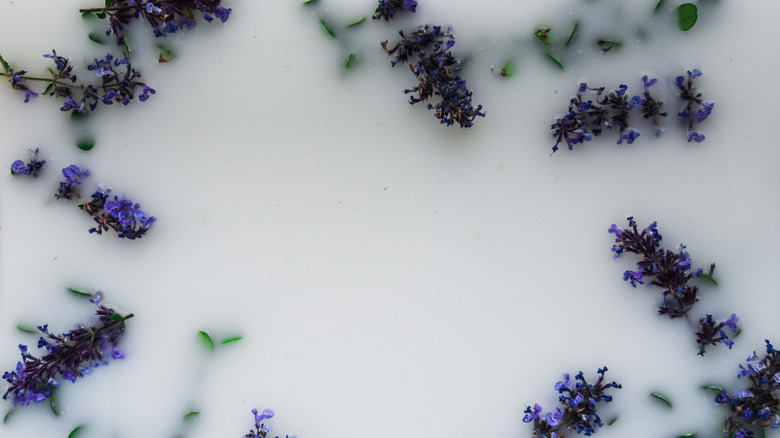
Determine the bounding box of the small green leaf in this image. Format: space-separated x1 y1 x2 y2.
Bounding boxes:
650 392 673 408
68 287 92 297
678 3 698 31
68 426 85 438
565 22 578 46
121 36 131 58
221 335 243 345
0 53 9 75
157 46 174 63
198 331 214 351
43 83 54 96
320 19 335 38
88 33 104 45
654 0 665 11
345 53 356 69
545 53 564 69
184 410 200 420
17 325 36 333
3 410 12 424
50 390 60 416
678 433 695 437
82 12 96 20
347 16 366 27
702 385 724 393
303 0 318 4
77 141 94 151
109 313 124 321
607 417 618 426
699 273 717 285
496 60 515 77
534 27 552 44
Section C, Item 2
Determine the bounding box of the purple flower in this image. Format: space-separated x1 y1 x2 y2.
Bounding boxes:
372 0 418 21
545 407 563 426
622 270 644 287
677 69 714 142
55 164 89 200
81 189 156 240
244 408 295 438
523 403 542 422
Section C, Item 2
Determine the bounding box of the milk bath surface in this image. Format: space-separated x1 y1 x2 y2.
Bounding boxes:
0 0 779 437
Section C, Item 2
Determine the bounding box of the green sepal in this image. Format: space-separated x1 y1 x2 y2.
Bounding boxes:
50 389 60 416
0 53 9 75
77 141 94 151
321 19 335 38
198 331 214 351
17 325 36 333
3 410 12 424
109 313 124 321
184 410 200 420
221 335 243 345
68 426 85 438
347 17 366 27
701 385 724 393
545 53 564 69
345 53 356 69
650 392 673 408
501 60 515 77
88 33 104 45
565 22 578 46
68 287 92 297
157 46 174 63
534 27 552 44
678 3 698 31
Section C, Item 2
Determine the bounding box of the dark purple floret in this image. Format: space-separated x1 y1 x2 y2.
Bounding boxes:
81 188 156 240
55 164 89 200
523 367 621 437
2 292 132 406
244 408 297 438
79 0 232 45
372 0 417 21
10 147 45 177
639 75 667 137
676 69 714 142
696 313 739 355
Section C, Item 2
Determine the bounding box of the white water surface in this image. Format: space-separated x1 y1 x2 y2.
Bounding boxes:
0 0 779 437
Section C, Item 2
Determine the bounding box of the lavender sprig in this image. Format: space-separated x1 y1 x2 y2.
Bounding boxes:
715 340 780 436
676 69 714 143
55 165 89 200
10 147 45 177
372 0 417 21
80 0 231 45
523 367 621 437
2 292 132 406
80 188 156 239
639 75 667 137
244 408 297 438
0 50 154 114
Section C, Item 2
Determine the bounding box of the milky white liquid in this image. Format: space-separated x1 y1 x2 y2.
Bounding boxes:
1 0 779 437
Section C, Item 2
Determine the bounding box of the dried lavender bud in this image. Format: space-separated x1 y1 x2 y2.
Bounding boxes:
676 69 714 143
2 292 132 406
696 313 739 356
716 340 780 435
639 75 667 137
381 24 453 67
1 50 153 114
55 165 89 200
80 0 232 45
244 408 297 438
523 367 621 437
80 188 156 240
372 0 417 21
10 147 45 177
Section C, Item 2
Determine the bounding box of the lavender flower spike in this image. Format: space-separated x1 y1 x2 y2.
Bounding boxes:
80 188 156 240
10 147 45 177
372 0 418 21
244 408 298 438
2 292 132 406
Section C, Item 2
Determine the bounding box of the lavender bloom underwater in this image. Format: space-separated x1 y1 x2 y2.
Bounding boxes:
372 0 417 21
676 69 714 143
2 292 132 406
523 367 621 437
608 217 738 355
244 408 297 438
10 147 45 177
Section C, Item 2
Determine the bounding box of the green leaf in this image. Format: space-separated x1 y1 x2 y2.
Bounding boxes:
534 27 552 44
221 335 243 345
121 36 131 58
184 410 200 420
678 3 698 31
17 325 37 333
607 416 618 426
82 12 95 20
678 433 695 437
654 0 665 11
88 33 104 45
345 53 356 69
347 17 366 27
42 83 54 96
105 0 113 7
50 389 60 416
157 46 174 63
320 19 335 38
650 392 673 408
545 53 564 69
699 273 717 285
565 22 578 46
96 11 107 19
303 0 318 4
499 60 515 77
68 426 85 438
68 287 92 297
198 331 214 351
0 53 9 75
3 410 12 424
109 313 124 321
77 141 94 151
702 385 724 393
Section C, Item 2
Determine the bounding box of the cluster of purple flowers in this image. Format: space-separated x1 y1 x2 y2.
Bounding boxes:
55 164 90 200
381 24 485 128
609 217 738 354
80 0 232 45
523 367 621 437
552 71 713 152
10 147 46 177
244 408 297 438
80 187 156 240
2 292 132 406
716 340 780 437
372 0 417 21
2 50 153 114
676 69 714 143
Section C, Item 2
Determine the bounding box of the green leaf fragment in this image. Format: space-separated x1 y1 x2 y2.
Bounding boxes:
105 0 113 7
3 410 11 424
534 28 552 44
50 390 60 416
77 142 94 151
678 433 695 437
68 426 85 438
221 335 243 345
607 416 618 426
82 12 95 20
96 11 107 19
678 3 698 31
655 0 665 11
88 33 104 44
345 53 356 69
565 22 578 46
598 39 621 52
320 19 335 38
500 60 515 77
702 385 725 393
303 0 318 4
699 273 717 285
347 17 366 27
157 46 174 63
0 53 9 75
184 410 200 420
17 325 37 333
68 287 92 297
545 53 564 69
650 392 673 408
109 313 124 321
198 331 214 351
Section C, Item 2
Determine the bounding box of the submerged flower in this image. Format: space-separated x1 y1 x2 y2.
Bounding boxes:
676 69 714 143
372 0 417 21
55 164 89 200
81 188 156 240
244 408 297 438
10 147 45 177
